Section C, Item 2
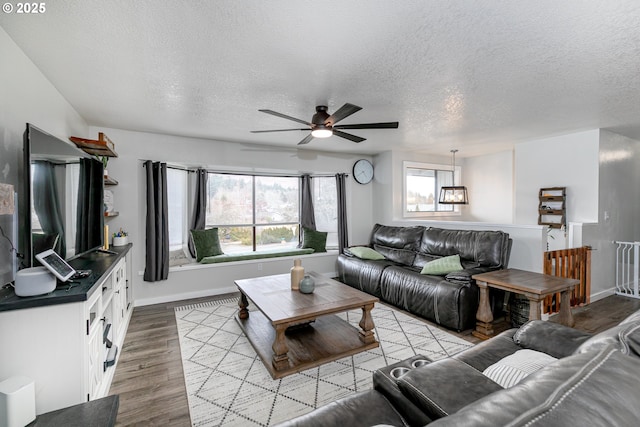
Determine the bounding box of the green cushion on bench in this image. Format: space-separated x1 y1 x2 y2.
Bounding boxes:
200 248 315 264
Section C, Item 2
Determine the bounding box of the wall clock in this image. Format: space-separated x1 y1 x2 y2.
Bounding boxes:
353 159 374 184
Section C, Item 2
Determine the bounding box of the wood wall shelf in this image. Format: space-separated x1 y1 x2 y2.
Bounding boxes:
104 176 118 186
70 133 118 157
538 187 566 229
104 211 119 218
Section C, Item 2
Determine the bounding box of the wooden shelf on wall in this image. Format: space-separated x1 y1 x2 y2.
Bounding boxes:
104 176 119 186
69 132 118 157
538 187 566 229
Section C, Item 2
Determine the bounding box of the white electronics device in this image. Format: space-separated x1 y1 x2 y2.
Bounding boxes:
34 249 76 282
14 267 56 297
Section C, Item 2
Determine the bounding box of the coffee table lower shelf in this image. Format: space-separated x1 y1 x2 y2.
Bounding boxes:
236 311 379 379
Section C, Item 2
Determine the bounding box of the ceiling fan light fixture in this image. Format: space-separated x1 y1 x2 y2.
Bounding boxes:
252 103 398 145
311 125 333 138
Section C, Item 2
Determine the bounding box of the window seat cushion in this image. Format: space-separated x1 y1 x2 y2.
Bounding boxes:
199 248 315 264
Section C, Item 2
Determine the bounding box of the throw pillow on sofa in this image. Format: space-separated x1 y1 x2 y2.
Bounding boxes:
347 246 385 260
190 228 223 262
420 254 463 275
302 227 327 252
482 349 557 388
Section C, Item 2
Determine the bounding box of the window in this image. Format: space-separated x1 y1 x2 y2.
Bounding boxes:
206 173 300 253
167 168 188 263
164 170 339 261
312 177 338 249
403 161 460 217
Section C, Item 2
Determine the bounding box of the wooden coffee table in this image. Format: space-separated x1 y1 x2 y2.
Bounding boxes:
472 268 579 340
234 271 379 379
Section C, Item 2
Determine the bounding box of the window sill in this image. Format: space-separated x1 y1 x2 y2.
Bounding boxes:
164 250 339 273
403 210 462 218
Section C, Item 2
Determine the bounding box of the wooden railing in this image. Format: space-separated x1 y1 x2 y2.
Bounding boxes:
542 246 592 314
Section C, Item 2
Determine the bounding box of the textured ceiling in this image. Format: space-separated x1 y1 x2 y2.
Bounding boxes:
2 1 640 156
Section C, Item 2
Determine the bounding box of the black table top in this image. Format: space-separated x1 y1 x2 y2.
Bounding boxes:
0 244 131 312
28 395 119 427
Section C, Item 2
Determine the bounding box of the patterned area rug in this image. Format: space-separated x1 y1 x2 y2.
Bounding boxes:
175 298 473 426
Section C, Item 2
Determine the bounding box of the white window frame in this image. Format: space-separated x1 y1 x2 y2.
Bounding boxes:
402 161 462 218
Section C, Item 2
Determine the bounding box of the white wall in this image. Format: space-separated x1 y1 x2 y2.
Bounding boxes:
514 130 600 226
90 126 376 305
0 27 88 283
464 150 514 223
580 130 640 301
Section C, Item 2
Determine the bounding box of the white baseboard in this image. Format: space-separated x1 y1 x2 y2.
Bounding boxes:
589 287 615 303
135 285 239 307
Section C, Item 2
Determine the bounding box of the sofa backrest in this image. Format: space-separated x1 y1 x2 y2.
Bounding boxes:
369 224 425 265
418 228 510 268
428 346 640 427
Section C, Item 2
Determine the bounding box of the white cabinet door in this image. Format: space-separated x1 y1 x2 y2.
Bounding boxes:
86 320 104 400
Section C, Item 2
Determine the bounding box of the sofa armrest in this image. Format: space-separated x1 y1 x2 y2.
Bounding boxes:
453 329 521 372
445 266 498 284
397 359 503 420
513 320 591 358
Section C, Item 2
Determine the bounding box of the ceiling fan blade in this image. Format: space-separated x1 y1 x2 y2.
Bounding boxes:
250 128 309 133
297 134 315 145
333 129 366 143
334 121 399 130
259 109 311 126
326 103 362 126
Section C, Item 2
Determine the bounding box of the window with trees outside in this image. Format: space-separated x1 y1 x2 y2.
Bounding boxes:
403 161 460 217
165 170 339 263
205 173 338 254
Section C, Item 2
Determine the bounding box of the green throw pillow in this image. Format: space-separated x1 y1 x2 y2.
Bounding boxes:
420 254 464 275
348 246 385 260
190 228 223 262
302 227 327 253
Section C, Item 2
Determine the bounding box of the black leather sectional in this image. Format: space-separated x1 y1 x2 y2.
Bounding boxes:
337 224 512 331
275 310 640 427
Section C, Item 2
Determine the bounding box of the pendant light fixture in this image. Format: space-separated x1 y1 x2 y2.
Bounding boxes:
438 149 469 205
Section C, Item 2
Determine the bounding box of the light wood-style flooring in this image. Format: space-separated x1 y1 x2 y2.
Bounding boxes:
109 294 640 426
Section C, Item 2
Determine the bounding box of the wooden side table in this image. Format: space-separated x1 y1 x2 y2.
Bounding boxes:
472 269 579 340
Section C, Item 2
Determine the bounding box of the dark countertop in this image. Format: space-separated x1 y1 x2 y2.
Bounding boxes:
0 244 131 312
28 394 119 427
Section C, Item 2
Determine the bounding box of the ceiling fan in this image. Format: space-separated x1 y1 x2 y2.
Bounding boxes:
251 103 399 145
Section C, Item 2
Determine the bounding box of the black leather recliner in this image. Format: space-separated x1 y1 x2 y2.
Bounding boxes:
337 224 512 331
275 310 640 427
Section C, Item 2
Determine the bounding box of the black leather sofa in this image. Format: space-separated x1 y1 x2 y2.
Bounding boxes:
337 224 512 331
275 309 640 427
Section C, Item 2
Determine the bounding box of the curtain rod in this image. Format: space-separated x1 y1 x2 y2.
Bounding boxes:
140 160 348 178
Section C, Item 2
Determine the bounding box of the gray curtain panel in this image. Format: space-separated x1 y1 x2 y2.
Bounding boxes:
143 161 169 282
75 158 104 256
336 173 349 253
32 160 66 259
300 174 316 230
188 169 208 258
299 174 316 247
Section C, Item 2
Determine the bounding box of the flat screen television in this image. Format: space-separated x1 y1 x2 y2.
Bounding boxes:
21 123 104 266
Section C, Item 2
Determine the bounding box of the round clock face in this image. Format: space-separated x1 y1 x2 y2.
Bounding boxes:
353 159 374 184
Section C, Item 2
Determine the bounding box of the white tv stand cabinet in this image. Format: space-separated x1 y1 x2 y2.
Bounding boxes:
0 245 133 415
